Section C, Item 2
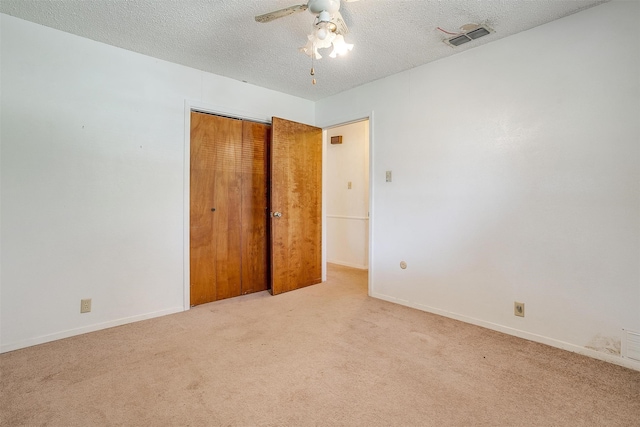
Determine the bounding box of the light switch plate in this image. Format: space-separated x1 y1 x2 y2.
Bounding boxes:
386 171 392 182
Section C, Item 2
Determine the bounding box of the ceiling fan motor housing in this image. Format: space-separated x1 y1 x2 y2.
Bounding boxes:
308 0 341 14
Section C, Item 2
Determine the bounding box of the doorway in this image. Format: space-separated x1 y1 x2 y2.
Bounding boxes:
325 120 370 275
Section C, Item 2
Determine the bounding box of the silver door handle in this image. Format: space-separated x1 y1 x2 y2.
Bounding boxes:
272 212 282 218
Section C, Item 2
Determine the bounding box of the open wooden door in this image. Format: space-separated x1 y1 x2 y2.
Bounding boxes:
270 117 323 295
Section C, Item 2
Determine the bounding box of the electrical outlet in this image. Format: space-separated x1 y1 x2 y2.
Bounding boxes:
514 301 524 317
81 298 92 313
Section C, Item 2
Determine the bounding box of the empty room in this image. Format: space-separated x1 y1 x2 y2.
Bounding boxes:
1 0 639 425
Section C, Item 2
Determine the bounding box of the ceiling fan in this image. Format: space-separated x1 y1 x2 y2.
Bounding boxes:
255 0 358 60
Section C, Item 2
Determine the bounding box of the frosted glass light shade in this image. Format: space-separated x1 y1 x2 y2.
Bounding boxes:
299 38 322 59
329 34 354 58
299 17 353 60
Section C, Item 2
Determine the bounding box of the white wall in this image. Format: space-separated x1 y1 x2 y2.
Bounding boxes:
316 1 640 369
326 121 369 269
0 14 314 352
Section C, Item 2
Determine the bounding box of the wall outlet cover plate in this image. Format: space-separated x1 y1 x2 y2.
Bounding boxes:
514 302 524 317
81 298 92 313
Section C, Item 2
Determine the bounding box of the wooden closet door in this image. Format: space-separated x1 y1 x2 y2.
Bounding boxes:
240 121 270 294
190 112 243 305
270 117 322 295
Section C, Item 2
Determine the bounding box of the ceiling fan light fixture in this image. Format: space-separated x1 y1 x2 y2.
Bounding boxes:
296 2 354 62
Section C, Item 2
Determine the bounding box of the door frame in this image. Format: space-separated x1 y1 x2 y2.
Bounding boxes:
183 100 272 311
317 111 375 297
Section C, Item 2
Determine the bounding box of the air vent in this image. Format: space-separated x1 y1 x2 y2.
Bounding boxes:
448 35 470 47
467 27 491 39
443 25 493 47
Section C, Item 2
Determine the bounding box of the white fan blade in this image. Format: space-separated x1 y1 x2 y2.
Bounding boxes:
255 4 309 23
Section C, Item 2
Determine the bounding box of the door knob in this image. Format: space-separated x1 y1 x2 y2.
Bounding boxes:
272 211 282 218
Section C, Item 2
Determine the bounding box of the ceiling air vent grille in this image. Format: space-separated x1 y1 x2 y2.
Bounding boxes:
444 25 493 47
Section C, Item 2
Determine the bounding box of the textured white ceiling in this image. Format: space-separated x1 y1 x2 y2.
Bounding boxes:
0 0 608 101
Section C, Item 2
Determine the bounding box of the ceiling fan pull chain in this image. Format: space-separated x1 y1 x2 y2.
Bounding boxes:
311 42 317 85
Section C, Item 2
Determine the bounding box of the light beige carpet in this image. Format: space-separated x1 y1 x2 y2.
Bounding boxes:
1 264 639 426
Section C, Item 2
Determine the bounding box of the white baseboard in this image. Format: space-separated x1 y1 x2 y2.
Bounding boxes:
327 260 368 270
0 307 184 354
371 292 640 372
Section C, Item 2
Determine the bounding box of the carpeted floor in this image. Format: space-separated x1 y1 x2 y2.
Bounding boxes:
1 264 639 426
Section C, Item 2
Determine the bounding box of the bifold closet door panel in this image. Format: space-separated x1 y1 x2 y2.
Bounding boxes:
212 117 243 301
190 112 243 304
241 121 270 294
